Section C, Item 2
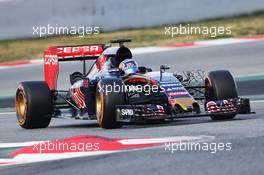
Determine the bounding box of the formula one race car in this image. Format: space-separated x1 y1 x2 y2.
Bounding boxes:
15 39 252 129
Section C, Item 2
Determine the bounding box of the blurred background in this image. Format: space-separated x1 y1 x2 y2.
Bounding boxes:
1 0 264 39
0 0 263 62
0 0 263 100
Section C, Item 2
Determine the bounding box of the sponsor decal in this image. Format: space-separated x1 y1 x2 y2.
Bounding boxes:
161 83 182 87
44 54 58 65
57 45 100 54
121 109 134 116
168 91 189 96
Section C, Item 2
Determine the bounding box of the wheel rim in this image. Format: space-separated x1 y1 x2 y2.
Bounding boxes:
96 91 103 123
16 90 27 124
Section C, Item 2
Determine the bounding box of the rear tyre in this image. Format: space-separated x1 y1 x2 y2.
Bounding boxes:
96 78 126 129
15 81 52 129
205 70 238 120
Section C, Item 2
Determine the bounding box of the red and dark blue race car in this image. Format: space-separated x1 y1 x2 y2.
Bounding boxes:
15 39 252 129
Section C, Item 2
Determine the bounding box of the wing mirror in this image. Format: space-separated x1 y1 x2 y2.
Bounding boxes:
160 65 170 81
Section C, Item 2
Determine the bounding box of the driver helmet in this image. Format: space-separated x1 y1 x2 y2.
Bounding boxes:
109 46 132 68
119 59 139 75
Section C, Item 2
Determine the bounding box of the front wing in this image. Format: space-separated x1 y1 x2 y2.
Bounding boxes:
116 98 252 123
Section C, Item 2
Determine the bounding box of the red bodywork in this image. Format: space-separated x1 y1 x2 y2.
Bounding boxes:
44 44 104 90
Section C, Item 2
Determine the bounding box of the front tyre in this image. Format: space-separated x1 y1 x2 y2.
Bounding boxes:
15 81 53 129
205 70 238 120
96 78 126 129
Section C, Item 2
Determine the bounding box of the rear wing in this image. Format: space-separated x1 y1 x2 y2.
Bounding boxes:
44 44 104 90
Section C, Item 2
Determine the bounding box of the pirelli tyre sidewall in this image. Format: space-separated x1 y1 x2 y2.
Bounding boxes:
205 70 238 120
96 78 126 129
15 81 52 129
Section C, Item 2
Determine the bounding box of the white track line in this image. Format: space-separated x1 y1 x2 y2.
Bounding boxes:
0 141 43 148
251 100 264 103
117 136 214 145
0 112 15 115
0 151 118 166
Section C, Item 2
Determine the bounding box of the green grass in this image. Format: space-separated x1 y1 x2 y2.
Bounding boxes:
0 12 264 63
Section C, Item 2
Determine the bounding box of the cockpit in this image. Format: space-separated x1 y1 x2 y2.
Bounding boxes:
103 46 133 68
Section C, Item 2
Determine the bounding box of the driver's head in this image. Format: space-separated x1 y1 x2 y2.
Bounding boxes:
119 59 138 75
110 46 132 67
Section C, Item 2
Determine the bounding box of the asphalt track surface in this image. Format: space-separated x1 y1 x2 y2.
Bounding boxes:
0 40 264 175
